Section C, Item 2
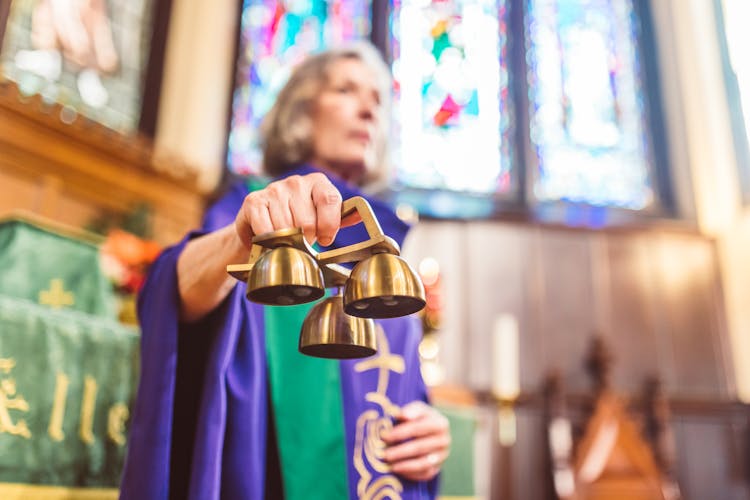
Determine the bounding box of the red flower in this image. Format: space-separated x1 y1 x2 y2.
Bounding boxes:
101 229 161 294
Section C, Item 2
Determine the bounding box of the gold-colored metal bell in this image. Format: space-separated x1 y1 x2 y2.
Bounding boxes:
299 291 376 359
246 245 324 305
343 252 426 318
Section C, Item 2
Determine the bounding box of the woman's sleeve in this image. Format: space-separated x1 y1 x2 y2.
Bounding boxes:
119 235 196 498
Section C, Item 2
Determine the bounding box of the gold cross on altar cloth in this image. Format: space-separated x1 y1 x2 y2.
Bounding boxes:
39 279 75 309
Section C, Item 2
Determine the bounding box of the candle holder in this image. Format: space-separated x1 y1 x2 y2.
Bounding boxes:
227 196 426 359
492 314 520 446
496 398 518 447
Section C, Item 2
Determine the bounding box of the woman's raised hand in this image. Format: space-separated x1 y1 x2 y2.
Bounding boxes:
235 172 349 248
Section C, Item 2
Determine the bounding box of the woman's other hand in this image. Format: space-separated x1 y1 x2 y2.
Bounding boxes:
382 401 451 482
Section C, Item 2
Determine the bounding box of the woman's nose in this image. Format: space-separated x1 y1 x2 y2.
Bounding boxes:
358 93 377 120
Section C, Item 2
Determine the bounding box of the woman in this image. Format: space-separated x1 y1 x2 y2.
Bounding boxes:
120 43 449 500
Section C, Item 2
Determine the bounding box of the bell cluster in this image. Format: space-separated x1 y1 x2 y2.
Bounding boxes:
228 197 426 359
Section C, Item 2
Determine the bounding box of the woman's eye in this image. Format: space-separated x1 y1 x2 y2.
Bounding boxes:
334 83 355 94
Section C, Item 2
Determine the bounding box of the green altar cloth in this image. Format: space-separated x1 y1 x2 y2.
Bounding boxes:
0 217 139 497
0 218 116 319
0 295 138 489
437 405 479 500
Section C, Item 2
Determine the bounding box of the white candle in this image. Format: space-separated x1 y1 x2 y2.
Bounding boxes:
492 314 520 400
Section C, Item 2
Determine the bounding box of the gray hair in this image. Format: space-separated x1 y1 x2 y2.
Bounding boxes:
260 42 392 186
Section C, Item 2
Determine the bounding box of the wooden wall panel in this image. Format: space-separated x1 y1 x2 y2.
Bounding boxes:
47 191 102 230
0 84 206 245
534 229 598 393
0 168 40 214
465 222 532 389
411 221 732 399
508 409 547 500
402 221 470 384
604 232 662 393
406 219 738 499
654 234 732 397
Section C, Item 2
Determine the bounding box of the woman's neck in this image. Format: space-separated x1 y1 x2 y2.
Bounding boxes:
307 158 366 186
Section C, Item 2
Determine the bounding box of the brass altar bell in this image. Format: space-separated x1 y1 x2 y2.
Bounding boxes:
227 196 425 359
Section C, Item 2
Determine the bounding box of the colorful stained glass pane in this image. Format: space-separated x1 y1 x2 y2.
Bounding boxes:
721 0 750 159
391 0 511 195
228 0 371 175
527 0 653 209
0 0 155 133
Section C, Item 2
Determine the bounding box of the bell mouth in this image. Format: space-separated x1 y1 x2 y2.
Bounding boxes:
298 295 377 359
248 284 325 305
344 295 426 319
299 343 376 359
246 246 325 305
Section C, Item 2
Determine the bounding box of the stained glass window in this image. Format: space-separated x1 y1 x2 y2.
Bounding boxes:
228 0 371 175
228 0 667 219
717 0 750 201
390 0 511 195
720 0 750 148
527 0 653 209
0 0 156 133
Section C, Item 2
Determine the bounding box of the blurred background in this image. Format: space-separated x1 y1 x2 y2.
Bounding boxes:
0 0 748 498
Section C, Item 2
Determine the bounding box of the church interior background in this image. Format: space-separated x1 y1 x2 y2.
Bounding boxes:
0 0 749 498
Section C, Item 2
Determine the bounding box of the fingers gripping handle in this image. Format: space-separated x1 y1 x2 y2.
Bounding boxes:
227 196 400 280
317 197 400 265
340 196 384 240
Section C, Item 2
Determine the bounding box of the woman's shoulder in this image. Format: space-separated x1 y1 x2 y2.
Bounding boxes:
201 179 251 232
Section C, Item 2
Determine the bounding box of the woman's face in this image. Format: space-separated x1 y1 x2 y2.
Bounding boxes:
309 58 383 184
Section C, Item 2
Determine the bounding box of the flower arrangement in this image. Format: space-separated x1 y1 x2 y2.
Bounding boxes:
100 228 161 324
418 257 444 333
417 257 446 386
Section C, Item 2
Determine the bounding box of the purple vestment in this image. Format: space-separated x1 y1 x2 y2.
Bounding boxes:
119 166 438 499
